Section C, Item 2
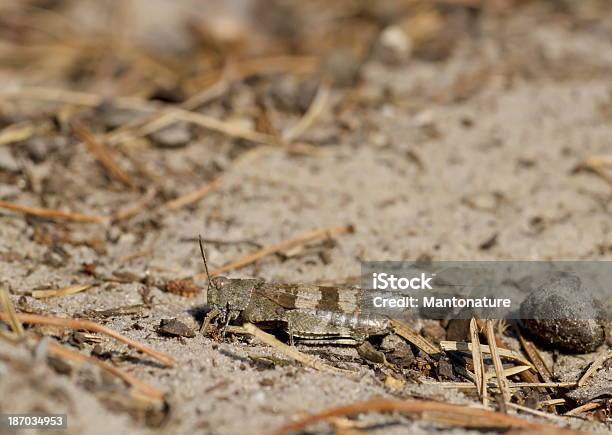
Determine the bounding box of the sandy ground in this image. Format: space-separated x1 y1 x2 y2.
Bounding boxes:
0 1 611 434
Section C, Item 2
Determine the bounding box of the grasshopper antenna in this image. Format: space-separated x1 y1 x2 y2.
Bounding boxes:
198 234 213 291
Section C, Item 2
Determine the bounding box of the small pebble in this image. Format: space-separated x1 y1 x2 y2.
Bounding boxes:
149 122 193 148
520 272 605 353
156 318 195 338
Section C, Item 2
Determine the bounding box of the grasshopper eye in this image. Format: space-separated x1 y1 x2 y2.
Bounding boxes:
211 276 229 290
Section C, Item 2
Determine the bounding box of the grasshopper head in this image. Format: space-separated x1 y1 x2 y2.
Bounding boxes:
207 276 260 324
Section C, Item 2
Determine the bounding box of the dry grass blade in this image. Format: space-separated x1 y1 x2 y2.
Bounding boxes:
577 350 612 387
1 86 150 111
164 177 222 210
2 86 280 146
575 155 612 185
74 124 134 188
440 341 532 367
485 320 510 411
0 287 24 336
469 318 487 405
198 224 354 277
44 339 164 403
282 81 331 143
169 109 280 145
486 365 531 380
389 319 440 357
0 312 174 367
515 324 552 383
242 323 350 374
0 199 108 223
32 284 93 299
272 398 586 435
0 122 35 146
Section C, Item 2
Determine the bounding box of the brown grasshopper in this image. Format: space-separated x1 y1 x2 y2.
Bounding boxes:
198 237 390 346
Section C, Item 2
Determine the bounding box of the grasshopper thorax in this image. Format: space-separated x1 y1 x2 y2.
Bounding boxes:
207 276 261 319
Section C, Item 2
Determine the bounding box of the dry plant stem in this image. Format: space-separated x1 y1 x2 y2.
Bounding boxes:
0 199 108 223
469 318 487 405
199 224 354 277
486 365 531 380
0 312 174 367
539 399 566 407
0 122 35 146
44 339 164 402
515 324 553 383
426 381 577 389
576 155 612 185
506 403 570 425
282 81 331 143
242 323 350 374
564 402 603 416
577 350 612 387
73 124 134 188
272 398 585 435
164 177 222 210
2 86 279 146
389 319 440 357
0 288 24 336
32 284 93 299
440 341 532 367
486 320 510 411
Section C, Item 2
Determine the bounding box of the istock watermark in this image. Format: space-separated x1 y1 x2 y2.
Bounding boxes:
360 261 612 320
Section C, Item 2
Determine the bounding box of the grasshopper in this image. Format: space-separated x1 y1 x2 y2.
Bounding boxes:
198 237 390 345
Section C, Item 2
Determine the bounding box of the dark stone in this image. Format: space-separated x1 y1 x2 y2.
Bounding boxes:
519 272 605 353
156 318 195 338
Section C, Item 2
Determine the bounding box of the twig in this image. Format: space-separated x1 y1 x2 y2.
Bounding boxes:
73 123 134 188
198 224 354 277
164 177 222 210
389 319 440 357
470 318 487 405
440 341 532 367
577 351 612 387
564 401 603 417
0 288 24 336
0 199 108 223
282 81 330 143
506 403 570 425
485 320 510 412
242 323 350 375
538 399 566 408
0 312 174 367
31 284 93 299
424 381 577 389
272 398 584 435
44 339 164 403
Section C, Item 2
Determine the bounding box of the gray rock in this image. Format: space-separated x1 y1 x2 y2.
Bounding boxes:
520 272 606 353
0 147 20 172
